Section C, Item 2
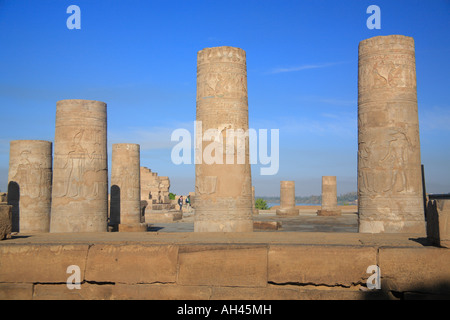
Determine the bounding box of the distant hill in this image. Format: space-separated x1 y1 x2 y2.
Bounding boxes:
258 192 358 205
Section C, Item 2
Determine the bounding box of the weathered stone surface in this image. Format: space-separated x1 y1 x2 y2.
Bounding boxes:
0 244 89 283
33 283 114 300
358 35 425 234
379 247 450 295
268 245 377 287
426 199 450 248
253 220 281 230
317 176 341 216
112 284 212 300
140 166 171 204
1 232 450 299
145 210 182 223
177 245 267 287
110 143 145 231
85 244 178 284
0 204 12 240
211 285 382 300
252 186 258 215
0 283 33 300
194 46 253 232
8 140 52 233
276 181 299 216
50 99 108 233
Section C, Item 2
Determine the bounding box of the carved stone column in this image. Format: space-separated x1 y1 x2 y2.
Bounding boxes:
358 35 425 234
7 140 52 232
50 99 108 232
194 46 253 232
110 143 146 232
317 176 341 216
276 181 299 216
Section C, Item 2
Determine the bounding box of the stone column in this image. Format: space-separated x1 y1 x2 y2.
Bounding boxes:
358 35 425 234
276 181 299 216
0 204 12 240
317 176 341 216
194 46 253 232
50 99 108 233
252 186 258 215
7 140 52 232
110 143 146 232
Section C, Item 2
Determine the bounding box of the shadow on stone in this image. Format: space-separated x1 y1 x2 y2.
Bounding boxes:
109 185 120 231
7 181 20 232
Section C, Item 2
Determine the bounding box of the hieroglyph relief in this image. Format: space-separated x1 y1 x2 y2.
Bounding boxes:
359 56 416 90
58 129 105 200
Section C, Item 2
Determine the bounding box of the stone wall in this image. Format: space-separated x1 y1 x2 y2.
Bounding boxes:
0 233 449 300
140 167 170 204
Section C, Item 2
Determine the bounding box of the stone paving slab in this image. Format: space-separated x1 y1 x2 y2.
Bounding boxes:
149 212 358 233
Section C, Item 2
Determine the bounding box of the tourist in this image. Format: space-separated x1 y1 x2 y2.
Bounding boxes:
178 196 183 211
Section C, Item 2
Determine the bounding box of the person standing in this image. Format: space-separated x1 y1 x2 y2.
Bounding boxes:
178 196 183 211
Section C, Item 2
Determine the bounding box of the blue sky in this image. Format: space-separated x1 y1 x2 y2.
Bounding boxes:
0 0 449 196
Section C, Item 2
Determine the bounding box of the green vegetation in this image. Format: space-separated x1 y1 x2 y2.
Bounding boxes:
255 198 270 210
169 192 176 200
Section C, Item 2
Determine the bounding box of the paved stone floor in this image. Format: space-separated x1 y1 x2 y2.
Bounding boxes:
148 211 359 233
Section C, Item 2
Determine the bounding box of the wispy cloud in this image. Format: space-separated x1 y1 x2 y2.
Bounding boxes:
267 62 345 74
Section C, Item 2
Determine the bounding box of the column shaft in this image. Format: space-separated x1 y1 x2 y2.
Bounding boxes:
358 35 425 233
8 140 52 232
50 99 108 232
194 46 253 232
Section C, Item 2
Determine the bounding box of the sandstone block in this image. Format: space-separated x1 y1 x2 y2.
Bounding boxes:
85 244 178 284
177 245 267 287
0 244 89 283
268 245 377 287
378 247 450 295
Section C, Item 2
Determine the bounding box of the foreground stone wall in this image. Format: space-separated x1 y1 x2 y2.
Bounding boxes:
0 235 449 300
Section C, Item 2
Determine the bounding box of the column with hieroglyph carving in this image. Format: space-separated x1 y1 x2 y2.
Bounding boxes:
7 140 52 232
358 35 425 234
50 99 108 232
110 143 147 232
194 46 253 232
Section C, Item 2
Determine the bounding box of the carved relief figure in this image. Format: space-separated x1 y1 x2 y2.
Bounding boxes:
380 128 413 193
